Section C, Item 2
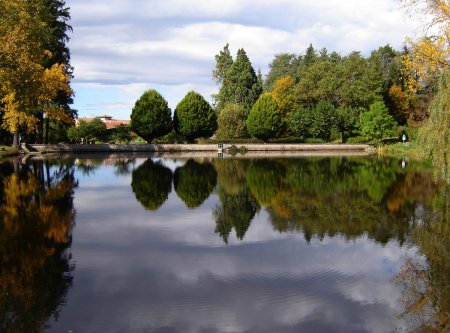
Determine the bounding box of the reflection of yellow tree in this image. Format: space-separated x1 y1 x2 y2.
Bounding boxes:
386 169 437 212
396 187 450 332
2 174 74 243
0 164 76 332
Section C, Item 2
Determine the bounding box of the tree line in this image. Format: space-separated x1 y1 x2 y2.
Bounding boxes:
0 0 447 181
126 40 442 144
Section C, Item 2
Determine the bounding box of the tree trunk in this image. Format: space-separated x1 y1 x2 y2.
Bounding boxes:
45 117 50 144
36 112 43 144
12 131 19 148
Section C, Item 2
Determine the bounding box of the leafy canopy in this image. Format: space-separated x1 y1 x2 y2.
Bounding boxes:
360 101 398 142
174 91 217 141
130 89 172 143
246 93 283 141
216 103 249 139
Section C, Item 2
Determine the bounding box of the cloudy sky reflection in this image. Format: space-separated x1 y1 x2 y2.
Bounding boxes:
45 158 415 333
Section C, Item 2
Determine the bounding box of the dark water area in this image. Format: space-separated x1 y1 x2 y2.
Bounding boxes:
0 155 448 333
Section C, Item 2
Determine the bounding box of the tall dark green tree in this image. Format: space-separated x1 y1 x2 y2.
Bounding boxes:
368 45 401 92
264 53 298 91
212 43 233 86
130 89 172 143
217 48 261 110
296 44 318 79
40 0 75 143
173 91 216 141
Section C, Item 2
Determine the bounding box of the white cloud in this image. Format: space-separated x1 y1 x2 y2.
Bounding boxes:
66 0 417 118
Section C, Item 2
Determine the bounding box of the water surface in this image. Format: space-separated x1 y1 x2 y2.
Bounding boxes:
0 155 448 333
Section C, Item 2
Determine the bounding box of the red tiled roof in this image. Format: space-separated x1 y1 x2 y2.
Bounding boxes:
76 117 130 129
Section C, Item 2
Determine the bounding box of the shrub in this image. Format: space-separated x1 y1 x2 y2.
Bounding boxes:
130 89 172 143
246 93 283 141
360 101 398 143
174 91 217 142
216 103 248 139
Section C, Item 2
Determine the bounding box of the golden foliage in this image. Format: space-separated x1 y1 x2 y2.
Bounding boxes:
0 0 73 135
388 84 411 120
1 93 38 133
271 76 298 116
400 0 450 91
1 172 75 244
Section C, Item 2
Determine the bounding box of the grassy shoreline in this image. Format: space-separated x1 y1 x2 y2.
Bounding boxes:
377 142 423 160
0 146 20 157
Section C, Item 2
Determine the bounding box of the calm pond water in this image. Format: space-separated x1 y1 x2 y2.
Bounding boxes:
0 154 448 333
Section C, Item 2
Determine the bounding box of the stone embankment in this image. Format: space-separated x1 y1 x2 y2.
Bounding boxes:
27 143 373 154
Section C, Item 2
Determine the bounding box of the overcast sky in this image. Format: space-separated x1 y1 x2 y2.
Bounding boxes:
67 0 418 120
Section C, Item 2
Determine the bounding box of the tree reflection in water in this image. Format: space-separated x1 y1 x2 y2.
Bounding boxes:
174 159 217 209
211 156 449 330
395 185 450 332
131 159 173 211
0 160 77 333
213 159 260 243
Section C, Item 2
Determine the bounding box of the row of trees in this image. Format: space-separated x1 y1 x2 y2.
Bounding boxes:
211 43 426 142
0 0 74 146
130 90 217 143
128 42 424 143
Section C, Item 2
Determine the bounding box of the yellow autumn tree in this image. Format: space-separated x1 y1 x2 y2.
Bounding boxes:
271 76 298 117
0 0 73 146
400 0 449 92
400 0 450 183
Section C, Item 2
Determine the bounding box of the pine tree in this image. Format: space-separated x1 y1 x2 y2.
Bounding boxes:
212 43 233 85
217 48 260 111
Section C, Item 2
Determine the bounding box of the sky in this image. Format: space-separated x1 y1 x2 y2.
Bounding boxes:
67 0 419 120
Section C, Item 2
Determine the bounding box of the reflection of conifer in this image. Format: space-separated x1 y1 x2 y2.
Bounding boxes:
131 159 172 211
213 187 259 244
246 159 286 206
174 159 217 209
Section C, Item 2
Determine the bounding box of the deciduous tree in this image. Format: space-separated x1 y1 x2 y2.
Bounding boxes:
216 103 248 139
360 101 398 143
417 71 450 183
0 0 73 146
400 0 449 92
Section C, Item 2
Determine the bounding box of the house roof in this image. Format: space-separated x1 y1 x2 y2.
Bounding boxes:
76 117 130 129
